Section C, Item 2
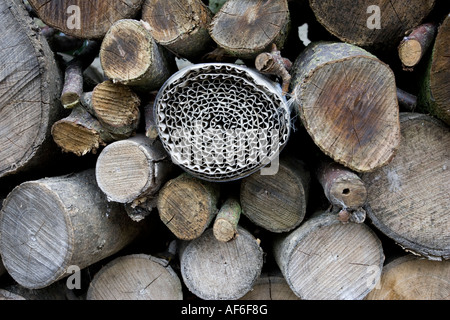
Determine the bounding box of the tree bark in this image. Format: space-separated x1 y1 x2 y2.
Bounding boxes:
100 19 175 91
141 0 214 61
180 227 264 300
51 106 115 156
309 0 435 49
96 134 174 204
0 169 144 289
365 255 450 300
209 0 291 59
28 0 145 39
0 0 65 179
273 211 385 300
86 254 183 300
398 23 437 70
157 173 220 241
418 14 450 125
213 198 241 242
240 156 310 233
361 113 450 261
290 41 401 173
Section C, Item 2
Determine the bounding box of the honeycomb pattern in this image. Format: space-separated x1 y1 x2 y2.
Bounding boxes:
155 63 290 182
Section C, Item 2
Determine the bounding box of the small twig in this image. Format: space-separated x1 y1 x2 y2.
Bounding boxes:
255 43 292 95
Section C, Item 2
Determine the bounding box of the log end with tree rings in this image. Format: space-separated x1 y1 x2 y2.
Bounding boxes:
154 63 291 182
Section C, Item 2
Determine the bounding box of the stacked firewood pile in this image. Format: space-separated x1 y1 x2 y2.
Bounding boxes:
0 0 448 301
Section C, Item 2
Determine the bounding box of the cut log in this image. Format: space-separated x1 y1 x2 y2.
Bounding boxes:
361 113 450 260
397 88 418 112
309 0 436 48
180 226 264 300
273 211 385 300
316 159 367 211
0 290 25 300
240 157 310 233
398 23 437 70
365 255 450 300
209 0 291 59
86 254 183 300
240 272 300 300
28 0 145 39
290 41 401 172
96 134 174 204
51 106 115 156
141 0 214 61
60 40 101 109
213 198 241 242
418 14 450 125
100 19 174 91
90 80 141 139
157 173 220 241
0 0 64 179
0 169 143 289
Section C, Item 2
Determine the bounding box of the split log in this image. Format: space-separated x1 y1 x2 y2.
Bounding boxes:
0 169 143 289
273 211 385 300
365 255 450 300
90 80 141 139
290 41 401 172
96 134 174 204
28 0 145 39
240 157 310 233
141 0 214 61
157 174 220 241
213 198 241 242
209 0 291 59
51 106 115 156
418 14 450 125
180 226 264 300
86 254 183 300
100 19 174 91
361 113 450 260
309 0 436 49
0 0 64 179
240 271 300 300
316 159 367 211
60 40 101 109
398 23 437 70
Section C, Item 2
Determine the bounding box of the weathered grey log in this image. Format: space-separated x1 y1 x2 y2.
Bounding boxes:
290 41 400 172
361 113 450 260
240 157 310 233
240 271 300 300
0 0 65 179
0 169 144 289
180 226 264 300
96 134 174 205
157 173 220 241
141 0 214 61
365 255 450 300
273 211 385 300
100 19 174 91
1 281 69 300
209 0 291 59
309 0 436 49
213 198 241 242
86 254 183 300
28 0 145 39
